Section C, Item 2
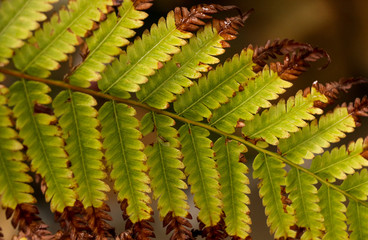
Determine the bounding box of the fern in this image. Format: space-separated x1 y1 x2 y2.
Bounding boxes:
0 1 368 239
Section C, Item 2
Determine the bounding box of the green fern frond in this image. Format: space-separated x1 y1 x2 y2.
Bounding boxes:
286 168 324 239
253 153 296 239
98 11 192 98
99 101 151 223
141 112 188 218
279 107 356 164
174 48 255 121
209 67 292 133
53 90 109 208
0 0 57 66
179 124 221 226
242 87 327 145
137 24 225 109
318 185 348 240
214 137 251 238
13 0 113 77
311 138 368 182
69 0 149 87
8 80 76 212
342 169 368 239
0 82 35 209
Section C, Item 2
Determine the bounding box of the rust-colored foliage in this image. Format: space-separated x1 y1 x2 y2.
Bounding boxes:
163 212 193 240
345 96 368 126
198 218 228 240
7 204 53 240
85 204 115 239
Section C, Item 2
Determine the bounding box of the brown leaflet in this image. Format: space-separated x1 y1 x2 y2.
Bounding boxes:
344 96 368 126
198 217 228 240
163 212 193 240
85 204 115 239
134 0 154 11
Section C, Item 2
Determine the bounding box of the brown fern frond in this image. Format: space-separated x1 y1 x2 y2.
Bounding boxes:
133 0 154 11
163 212 193 240
54 200 93 240
85 203 115 239
7 204 53 240
174 4 242 33
199 217 228 240
249 39 330 80
345 96 368 127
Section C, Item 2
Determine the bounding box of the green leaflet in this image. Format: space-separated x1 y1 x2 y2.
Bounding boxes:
242 87 327 145
209 68 292 133
99 101 151 223
286 168 324 240
137 24 225 109
8 80 76 212
141 112 188 218
0 83 35 209
69 0 148 87
311 138 368 182
179 124 221 226
214 137 250 238
318 185 348 240
53 90 109 208
342 169 368 239
13 0 113 77
0 0 57 66
174 49 255 121
279 107 356 164
98 11 192 98
253 153 296 239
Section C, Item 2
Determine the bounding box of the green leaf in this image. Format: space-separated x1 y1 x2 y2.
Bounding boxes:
174 48 255 121
53 90 109 208
13 0 113 77
311 138 368 182
347 201 368 240
242 87 327 145
253 153 296 239
9 80 76 212
340 168 368 201
318 185 348 240
209 67 292 133
279 107 356 164
179 124 221 226
98 11 192 98
214 137 251 238
142 112 188 218
286 168 324 240
0 0 58 66
0 84 35 209
99 101 151 223
69 0 148 87
137 24 226 109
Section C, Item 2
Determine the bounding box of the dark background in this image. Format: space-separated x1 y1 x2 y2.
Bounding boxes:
1 1 368 239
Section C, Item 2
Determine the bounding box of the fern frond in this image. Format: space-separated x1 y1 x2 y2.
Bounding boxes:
141 112 188 218
174 48 255 121
97 11 193 98
53 90 109 208
214 137 250 238
137 24 225 109
342 169 368 240
68 0 150 87
8 80 76 212
318 185 348 240
98 101 151 223
0 0 57 66
242 87 327 145
0 82 35 208
209 67 292 133
279 107 356 164
310 138 368 182
253 153 296 239
13 0 113 77
179 124 221 226
286 168 324 239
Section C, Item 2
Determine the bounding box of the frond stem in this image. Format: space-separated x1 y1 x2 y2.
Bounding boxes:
1 66 367 208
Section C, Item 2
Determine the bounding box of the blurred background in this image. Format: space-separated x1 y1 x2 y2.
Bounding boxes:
1 0 368 239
